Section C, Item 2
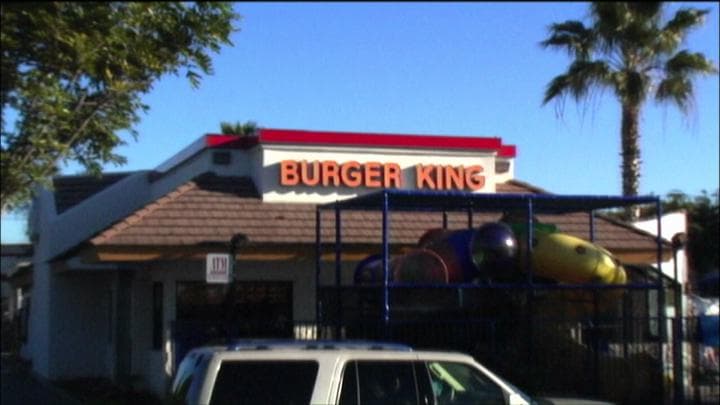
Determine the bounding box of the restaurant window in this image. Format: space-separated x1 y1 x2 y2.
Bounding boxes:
176 281 293 337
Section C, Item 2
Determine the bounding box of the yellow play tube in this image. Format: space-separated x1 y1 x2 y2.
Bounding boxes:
530 232 626 286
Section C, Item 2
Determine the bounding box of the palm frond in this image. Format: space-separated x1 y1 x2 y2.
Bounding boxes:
219 121 235 134
592 2 661 59
623 19 660 51
540 21 594 59
543 60 612 106
655 50 718 114
542 74 570 105
665 50 718 76
657 8 711 54
566 61 613 101
627 2 662 20
664 8 710 33
219 120 258 136
655 75 694 114
591 2 628 51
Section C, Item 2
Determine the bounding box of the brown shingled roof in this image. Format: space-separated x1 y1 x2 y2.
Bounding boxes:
87 174 662 257
497 180 550 194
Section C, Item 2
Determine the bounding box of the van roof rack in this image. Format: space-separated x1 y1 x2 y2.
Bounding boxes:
225 339 413 352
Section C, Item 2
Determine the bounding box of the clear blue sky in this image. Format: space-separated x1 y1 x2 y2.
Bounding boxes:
2 2 719 243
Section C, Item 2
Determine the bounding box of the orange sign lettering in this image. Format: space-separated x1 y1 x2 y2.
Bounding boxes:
279 160 485 191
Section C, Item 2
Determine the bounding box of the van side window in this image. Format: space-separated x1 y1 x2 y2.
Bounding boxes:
209 361 318 405
340 361 419 405
425 361 504 405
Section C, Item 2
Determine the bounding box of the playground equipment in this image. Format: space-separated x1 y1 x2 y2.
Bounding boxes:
529 231 627 285
506 220 626 287
354 250 448 284
417 222 518 283
355 219 625 289
319 190 674 403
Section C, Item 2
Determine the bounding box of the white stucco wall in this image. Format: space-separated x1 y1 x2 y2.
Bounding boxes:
50 272 114 378
25 188 54 376
634 211 690 322
633 211 688 284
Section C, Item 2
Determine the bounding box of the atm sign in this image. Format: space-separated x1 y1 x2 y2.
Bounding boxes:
206 253 231 284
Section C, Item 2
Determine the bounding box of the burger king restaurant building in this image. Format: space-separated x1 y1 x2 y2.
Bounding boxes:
22 128 670 397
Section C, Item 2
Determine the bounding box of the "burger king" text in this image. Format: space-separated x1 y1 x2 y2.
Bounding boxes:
279 160 485 191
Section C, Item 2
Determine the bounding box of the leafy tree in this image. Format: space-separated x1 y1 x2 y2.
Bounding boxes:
1 2 240 212
220 120 258 137
541 3 717 207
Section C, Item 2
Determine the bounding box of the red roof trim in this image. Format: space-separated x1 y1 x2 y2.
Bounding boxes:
205 134 259 149
204 128 517 157
259 128 505 151
498 145 517 158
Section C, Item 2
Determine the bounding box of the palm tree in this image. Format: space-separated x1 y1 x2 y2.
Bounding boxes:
541 3 717 206
219 120 258 137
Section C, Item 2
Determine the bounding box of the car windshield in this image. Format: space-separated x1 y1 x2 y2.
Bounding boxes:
470 364 537 405
502 379 537 404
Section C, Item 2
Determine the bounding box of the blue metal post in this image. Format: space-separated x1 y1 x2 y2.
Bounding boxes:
656 198 663 276
673 244 684 404
382 191 390 328
656 199 665 334
335 204 342 338
672 251 684 405
525 197 535 371
655 198 668 401
315 208 321 324
335 205 342 288
525 197 534 284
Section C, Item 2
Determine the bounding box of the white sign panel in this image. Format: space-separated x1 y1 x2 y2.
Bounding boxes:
260 147 500 203
206 253 232 284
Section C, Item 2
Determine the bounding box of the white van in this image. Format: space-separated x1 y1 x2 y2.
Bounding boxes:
169 340 534 405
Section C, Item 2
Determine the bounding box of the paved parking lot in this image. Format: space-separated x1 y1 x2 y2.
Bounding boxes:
1 353 79 405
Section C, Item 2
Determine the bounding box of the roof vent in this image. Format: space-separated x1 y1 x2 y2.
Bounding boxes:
495 161 510 174
213 151 232 165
